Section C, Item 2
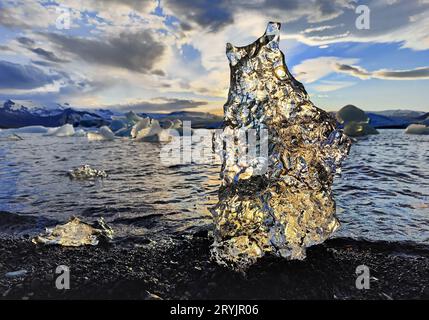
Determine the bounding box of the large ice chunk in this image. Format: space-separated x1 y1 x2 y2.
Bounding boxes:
211 22 351 271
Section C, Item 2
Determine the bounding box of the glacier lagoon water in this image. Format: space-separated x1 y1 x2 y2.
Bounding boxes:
0 129 428 245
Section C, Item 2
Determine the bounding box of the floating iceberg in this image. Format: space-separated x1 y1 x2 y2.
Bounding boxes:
32 217 113 246
109 119 128 132
161 119 173 129
343 121 379 137
336 105 378 137
87 126 115 141
134 119 176 142
125 110 143 124
73 128 86 137
68 164 107 180
2 125 51 134
131 118 151 138
45 124 75 137
405 124 429 135
336 105 368 124
114 127 133 137
172 119 182 129
211 22 351 271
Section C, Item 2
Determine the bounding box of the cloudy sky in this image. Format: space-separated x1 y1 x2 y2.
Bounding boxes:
0 0 428 114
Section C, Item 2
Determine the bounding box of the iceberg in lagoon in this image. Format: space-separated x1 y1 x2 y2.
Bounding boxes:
87 126 115 141
45 124 75 137
405 124 429 135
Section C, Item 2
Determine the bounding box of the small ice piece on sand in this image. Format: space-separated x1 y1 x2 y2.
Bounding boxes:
32 217 113 247
45 124 75 137
5 270 27 278
68 164 107 180
405 124 429 135
87 126 115 141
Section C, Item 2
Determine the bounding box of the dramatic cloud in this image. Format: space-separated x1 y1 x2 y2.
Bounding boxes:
294 57 429 88
29 48 68 63
336 64 429 80
0 1 55 29
112 98 208 113
293 56 359 83
43 30 165 73
0 60 60 89
0 0 428 111
15 36 69 63
163 0 234 32
162 0 353 32
312 80 355 92
16 37 35 47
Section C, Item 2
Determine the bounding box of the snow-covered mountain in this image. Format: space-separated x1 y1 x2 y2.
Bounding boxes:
333 105 428 129
0 100 224 129
146 110 223 128
2 99 67 117
0 100 109 128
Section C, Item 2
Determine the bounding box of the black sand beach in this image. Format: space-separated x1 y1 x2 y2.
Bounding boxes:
1 234 428 300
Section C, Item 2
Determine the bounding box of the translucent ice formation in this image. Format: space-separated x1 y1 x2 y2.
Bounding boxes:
32 217 113 246
211 22 351 271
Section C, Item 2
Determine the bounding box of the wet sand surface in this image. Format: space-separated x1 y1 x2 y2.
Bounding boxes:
1 235 428 300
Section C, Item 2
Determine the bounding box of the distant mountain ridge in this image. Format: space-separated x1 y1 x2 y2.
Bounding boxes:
0 100 108 128
1 99 426 130
338 105 428 129
0 100 223 129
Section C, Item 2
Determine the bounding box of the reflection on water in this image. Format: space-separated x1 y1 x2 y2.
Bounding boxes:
0 129 428 244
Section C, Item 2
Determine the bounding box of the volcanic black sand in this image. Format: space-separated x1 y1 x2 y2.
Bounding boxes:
1 231 428 300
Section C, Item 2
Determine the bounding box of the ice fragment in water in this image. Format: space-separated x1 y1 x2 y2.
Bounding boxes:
211 22 351 271
68 165 107 180
32 217 113 246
